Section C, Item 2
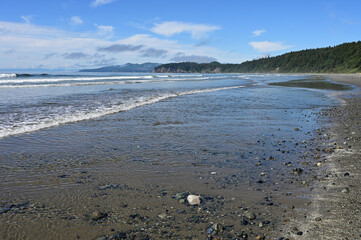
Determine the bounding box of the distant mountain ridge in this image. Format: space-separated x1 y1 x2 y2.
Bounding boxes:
80 63 161 72
154 41 361 73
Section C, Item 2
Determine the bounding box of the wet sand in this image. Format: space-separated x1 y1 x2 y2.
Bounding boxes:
266 74 361 239
0 74 360 239
296 74 361 239
322 73 361 88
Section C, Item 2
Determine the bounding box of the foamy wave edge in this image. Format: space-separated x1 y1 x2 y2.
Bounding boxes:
0 85 244 139
0 73 17 78
0 75 156 84
0 76 228 88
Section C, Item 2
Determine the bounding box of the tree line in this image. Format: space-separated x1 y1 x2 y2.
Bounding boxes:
154 41 361 73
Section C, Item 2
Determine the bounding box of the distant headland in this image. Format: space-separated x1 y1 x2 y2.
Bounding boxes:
79 62 161 73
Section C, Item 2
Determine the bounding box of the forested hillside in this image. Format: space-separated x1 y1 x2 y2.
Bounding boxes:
154 41 361 73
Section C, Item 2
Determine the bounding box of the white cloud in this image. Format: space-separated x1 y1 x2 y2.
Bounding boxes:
252 29 266 37
151 21 221 39
95 24 114 38
171 53 216 63
0 21 76 38
341 18 359 25
90 0 115 7
70 16 83 25
0 21 240 69
21 15 33 24
249 41 292 52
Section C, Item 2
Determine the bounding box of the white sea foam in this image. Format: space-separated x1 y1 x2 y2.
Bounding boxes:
0 75 155 84
0 76 232 88
0 73 17 78
0 85 244 139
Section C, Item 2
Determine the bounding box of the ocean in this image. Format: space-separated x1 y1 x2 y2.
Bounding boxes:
0 72 345 239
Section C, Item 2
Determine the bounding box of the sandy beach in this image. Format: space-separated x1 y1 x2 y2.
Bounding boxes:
0 73 360 240
299 74 361 239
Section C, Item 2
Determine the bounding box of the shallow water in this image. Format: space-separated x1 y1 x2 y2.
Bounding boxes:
0 73 349 239
269 77 354 91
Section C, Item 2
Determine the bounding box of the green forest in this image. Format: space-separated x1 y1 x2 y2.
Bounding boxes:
154 41 361 73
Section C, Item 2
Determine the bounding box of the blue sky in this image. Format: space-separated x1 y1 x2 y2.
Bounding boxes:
0 0 360 69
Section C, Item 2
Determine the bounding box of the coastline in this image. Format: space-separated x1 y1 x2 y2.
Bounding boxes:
0 73 360 239
298 74 361 239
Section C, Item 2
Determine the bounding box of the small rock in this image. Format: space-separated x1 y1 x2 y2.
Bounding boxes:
187 195 201 205
175 192 188 199
207 226 214 235
341 187 350 194
98 184 119 190
157 213 167 219
115 232 127 239
294 128 300 131
210 171 217 175
293 168 303 175
296 231 303 235
244 211 256 220
207 223 223 236
241 216 249 225
344 172 350 177
238 231 248 239
91 210 107 220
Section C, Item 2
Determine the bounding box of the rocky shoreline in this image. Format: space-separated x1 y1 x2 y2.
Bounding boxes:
301 92 361 239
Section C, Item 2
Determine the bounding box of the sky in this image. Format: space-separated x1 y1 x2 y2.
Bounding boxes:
0 0 360 70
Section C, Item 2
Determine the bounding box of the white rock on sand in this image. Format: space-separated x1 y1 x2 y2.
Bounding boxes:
187 195 201 205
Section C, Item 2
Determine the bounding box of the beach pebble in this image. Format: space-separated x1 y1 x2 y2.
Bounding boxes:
341 187 350 193
293 168 303 175
187 195 201 205
98 184 119 190
157 213 167 219
91 210 107 220
244 211 256 220
207 223 222 236
175 192 188 199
